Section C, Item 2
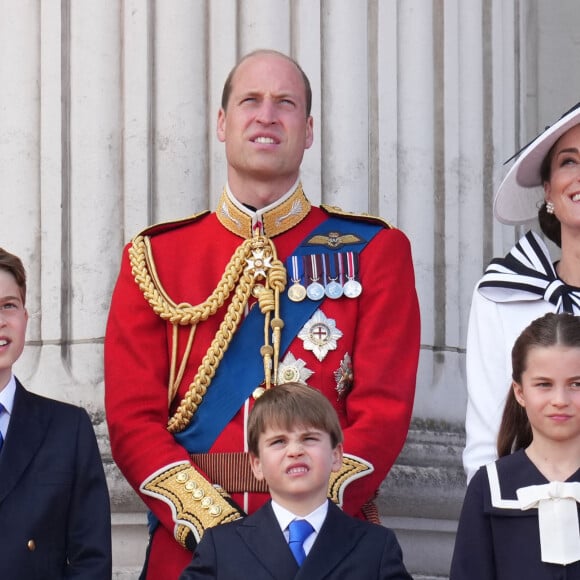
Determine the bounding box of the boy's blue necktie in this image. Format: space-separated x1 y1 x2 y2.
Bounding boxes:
288 519 314 565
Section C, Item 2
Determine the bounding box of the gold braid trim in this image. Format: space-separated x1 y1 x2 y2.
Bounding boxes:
321 203 394 229
327 453 374 507
129 232 287 433
130 235 251 326
140 462 243 546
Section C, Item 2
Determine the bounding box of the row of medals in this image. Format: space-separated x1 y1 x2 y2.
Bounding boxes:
287 276 362 302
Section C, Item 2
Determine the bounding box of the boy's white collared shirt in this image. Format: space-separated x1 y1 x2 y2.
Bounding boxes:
271 499 328 556
0 374 16 439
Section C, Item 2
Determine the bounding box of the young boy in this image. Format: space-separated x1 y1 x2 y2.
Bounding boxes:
0 247 112 578
179 382 412 579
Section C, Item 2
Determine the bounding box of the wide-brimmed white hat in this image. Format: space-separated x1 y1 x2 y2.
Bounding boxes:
493 102 580 225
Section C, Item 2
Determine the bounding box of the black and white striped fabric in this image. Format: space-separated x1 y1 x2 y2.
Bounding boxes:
477 231 580 314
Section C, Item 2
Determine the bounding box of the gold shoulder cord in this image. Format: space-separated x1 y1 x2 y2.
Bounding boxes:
129 232 287 433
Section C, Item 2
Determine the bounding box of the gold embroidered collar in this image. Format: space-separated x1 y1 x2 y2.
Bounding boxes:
216 183 311 238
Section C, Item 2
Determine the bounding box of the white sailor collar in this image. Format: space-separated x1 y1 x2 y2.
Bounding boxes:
477 230 580 314
485 453 580 565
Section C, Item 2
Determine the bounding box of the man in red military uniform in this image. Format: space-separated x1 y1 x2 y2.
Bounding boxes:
105 49 420 580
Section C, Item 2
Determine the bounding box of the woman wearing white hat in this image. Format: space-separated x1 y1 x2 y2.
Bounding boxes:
463 103 580 482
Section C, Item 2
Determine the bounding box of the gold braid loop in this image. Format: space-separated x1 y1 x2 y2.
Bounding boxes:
166 235 286 433
129 234 255 325
167 267 255 433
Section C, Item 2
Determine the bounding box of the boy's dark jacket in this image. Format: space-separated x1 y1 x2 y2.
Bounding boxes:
0 379 112 579
180 499 412 579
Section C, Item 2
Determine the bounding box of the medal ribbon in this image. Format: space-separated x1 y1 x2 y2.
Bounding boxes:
174 216 383 453
336 253 345 284
287 254 304 284
307 254 322 284
346 251 360 281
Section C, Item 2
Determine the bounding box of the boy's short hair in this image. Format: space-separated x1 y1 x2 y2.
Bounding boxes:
247 382 343 456
0 248 27 305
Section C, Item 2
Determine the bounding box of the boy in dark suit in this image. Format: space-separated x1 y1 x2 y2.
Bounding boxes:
179 382 412 579
0 247 112 579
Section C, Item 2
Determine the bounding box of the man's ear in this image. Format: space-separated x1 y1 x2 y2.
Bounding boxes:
217 108 226 143
249 452 265 481
304 116 314 150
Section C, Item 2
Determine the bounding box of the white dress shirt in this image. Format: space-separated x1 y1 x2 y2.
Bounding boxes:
270 499 329 556
0 374 17 440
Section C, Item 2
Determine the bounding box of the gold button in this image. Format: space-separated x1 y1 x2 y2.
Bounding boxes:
192 488 205 500
209 505 222 517
185 481 197 491
201 497 214 508
176 472 188 483
27 540 36 551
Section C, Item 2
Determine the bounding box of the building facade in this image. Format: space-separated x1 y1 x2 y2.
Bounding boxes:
2 1 580 577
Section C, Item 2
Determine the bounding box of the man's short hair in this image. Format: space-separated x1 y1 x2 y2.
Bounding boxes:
0 248 27 305
220 49 312 117
247 382 343 456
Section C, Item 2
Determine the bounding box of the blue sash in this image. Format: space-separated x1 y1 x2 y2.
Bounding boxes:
174 215 382 453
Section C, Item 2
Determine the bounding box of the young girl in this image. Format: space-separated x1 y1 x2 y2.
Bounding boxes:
451 312 580 579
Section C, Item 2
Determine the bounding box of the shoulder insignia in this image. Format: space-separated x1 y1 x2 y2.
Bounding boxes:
321 204 394 229
135 210 211 239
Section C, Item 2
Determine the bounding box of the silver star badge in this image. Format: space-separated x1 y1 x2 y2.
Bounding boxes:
246 248 272 279
298 309 343 362
277 352 314 385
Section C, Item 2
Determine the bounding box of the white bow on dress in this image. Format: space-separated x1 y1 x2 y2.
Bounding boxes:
517 481 580 565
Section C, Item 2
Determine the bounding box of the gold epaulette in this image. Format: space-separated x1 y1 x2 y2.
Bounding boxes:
135 210 211 239
321 204 394 230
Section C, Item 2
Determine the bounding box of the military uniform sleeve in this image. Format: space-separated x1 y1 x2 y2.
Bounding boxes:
337 227 420 516
105 244 243 549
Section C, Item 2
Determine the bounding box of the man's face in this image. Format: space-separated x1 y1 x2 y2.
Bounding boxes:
217 53 313 198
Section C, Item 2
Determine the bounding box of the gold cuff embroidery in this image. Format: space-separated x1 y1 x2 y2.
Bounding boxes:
140 462 243 546
327 453 374 507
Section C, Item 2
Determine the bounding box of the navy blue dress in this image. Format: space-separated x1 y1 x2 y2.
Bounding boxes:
450 449 580 579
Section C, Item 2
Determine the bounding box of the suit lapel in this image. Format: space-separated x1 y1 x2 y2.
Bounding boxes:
236 502 299 580
0 380 51 504
297 501 366 579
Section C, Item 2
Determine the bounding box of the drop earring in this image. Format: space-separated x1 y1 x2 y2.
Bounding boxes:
546 201 555 214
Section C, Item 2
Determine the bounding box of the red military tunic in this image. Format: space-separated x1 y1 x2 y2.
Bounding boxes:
105 185 420 579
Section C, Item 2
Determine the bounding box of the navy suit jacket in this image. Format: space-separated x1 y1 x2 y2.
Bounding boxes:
0 379 112 579
179 500 412 579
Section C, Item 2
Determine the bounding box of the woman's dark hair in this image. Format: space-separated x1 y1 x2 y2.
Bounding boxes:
497 312 580 456
538 140 562 247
